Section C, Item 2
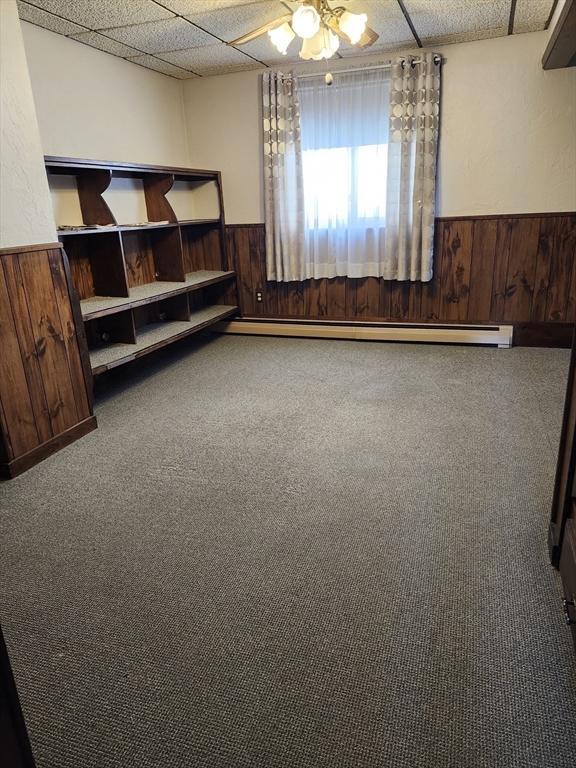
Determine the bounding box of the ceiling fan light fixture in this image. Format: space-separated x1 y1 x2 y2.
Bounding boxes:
338 10 368 45
299 26 339 61
291 5 321 39
268 22 296 55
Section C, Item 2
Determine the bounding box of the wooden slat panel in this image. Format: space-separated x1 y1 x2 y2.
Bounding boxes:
227 227 254 315
547 215 576 321
122 231 156 287
325 277 346 319
48 249 91 420
380 280 392 320
226 215 576 339
532 218 554 321
305 279 328 318
503 218 540 322
468 219 497 322
440 220 473 321
0 261 40 458
490 219 513 320
18 251 80 434
408 282 422 321
348 277 380 319
389 282 411 321
1 257 52 444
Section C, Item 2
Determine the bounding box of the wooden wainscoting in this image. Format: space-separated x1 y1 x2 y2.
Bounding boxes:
0 242 96 478
226 212 576 346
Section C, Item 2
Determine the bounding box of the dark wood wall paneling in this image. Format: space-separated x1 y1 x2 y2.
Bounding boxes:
226 213 576 345
0 243 96 478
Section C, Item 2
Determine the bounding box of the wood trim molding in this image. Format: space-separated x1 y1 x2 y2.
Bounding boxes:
0 416 97 479
0 242 62 256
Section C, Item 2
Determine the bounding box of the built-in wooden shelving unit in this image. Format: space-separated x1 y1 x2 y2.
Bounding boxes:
45 156 239 377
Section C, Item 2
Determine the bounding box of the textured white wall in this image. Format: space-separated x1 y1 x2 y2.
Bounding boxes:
21 22 189 168
0 1 56 248
183 30 576 224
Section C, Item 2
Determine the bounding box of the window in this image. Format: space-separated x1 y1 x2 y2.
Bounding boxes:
302 143 388 229
299 70 390 238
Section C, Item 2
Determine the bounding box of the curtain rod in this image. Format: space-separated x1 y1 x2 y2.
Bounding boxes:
296 55 444 79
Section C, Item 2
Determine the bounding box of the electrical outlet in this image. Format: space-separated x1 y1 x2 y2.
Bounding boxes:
256 291 263 303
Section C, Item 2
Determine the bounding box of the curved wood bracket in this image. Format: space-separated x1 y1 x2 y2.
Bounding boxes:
77 169 116 226
143 174 178 224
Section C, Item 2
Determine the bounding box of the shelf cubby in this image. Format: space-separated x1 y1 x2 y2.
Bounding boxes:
122 226 185 286
45 156 239 378
64 230 128 300
166 179 220 222
80 270 235 321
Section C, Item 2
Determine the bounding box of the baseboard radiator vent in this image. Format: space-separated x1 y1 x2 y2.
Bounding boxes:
215 320 514 348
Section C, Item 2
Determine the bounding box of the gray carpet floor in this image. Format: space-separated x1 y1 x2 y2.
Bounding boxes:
1 335 575 768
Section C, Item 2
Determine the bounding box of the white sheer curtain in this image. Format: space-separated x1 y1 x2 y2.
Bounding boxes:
299 69 390 279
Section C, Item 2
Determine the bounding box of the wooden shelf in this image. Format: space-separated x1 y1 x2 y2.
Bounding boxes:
58 222 178 236
46 155 239 381
90 305 238 375
178 218 221 227
81 270 235 320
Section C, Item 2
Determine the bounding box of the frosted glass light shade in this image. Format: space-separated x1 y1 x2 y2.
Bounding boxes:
299 27 339 60
338 11 367 44
292 5 321 39
268 22 296 55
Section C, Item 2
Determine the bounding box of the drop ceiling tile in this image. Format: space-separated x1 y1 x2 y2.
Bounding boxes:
70 31 141 58
514 0 554 33
403 0 509 43
25 0 174 30
185 1 286 43
161 0 268 12
128 54 197 79
17 1 86 35
102 18 217 54
159 44 261 74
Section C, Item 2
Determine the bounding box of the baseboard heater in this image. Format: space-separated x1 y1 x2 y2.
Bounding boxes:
215 319 514 348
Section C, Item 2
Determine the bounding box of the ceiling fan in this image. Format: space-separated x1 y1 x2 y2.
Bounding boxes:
228 1 379 61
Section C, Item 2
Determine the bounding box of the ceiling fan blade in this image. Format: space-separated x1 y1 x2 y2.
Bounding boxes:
228 14 292 46
357 26 379 48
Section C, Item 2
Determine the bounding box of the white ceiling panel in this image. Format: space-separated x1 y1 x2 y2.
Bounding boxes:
70 31 142 58
128 54 197 79
185 1 286 43
404 0 509 44
17 1 86 35
514 0 554 34
103 18 217 53
24 0 174 30
161 0 273 13
159 43 261 74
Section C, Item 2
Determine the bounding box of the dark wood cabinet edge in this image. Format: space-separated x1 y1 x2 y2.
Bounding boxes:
0 242 63 256
0 416 97 480
0 626 36 767
44 155 220 178
542 0 576 69
550 330 576 561
60 247 95 406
